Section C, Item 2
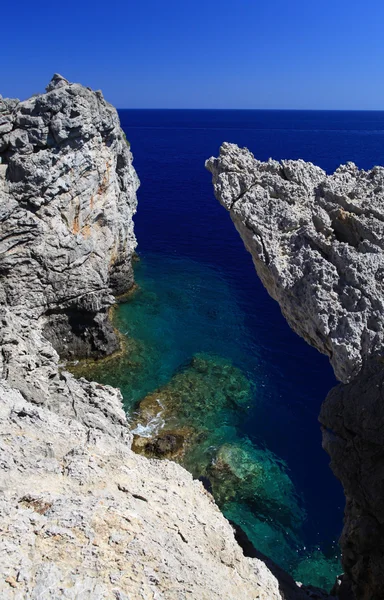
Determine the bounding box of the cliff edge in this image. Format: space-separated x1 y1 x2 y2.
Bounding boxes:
0 79 316 599
0 73 138 361
207 142 384 599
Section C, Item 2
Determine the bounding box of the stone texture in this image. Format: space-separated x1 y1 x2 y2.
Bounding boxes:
207 142 384 384
0 81 319 599
206 142 384 599
0 380 289 600
0 73 138 360
321 358 384 600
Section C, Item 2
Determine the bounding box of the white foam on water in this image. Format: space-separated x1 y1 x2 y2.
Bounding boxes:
131 398 165 438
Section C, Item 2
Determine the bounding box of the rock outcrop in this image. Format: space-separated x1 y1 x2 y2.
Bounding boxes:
0 73 138 361
207 142 384 599
0 380 290 600
321 359 384 600
0 80 316 599
207 143 384 384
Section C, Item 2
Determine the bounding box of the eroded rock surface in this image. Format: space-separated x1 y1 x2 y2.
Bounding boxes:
321 359 384 600
0 73 138 360
0 380 289 600
207 142 384 599
207 143 384 383
0 82 317 599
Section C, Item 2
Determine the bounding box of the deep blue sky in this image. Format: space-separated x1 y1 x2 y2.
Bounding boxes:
2 0 384 109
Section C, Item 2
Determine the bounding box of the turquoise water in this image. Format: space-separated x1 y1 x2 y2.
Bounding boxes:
103 106 384 590
78 252 341 588
112 254 260 408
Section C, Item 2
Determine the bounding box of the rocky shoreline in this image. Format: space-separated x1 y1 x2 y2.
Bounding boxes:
0 78 321 599
207 142 384 600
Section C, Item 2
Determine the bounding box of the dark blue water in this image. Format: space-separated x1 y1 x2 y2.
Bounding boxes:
113 109 384 587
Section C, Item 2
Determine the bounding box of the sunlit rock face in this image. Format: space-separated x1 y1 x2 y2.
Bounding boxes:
207 143 384 600
207 142 384 384
0 73 139 360
0 380 291 600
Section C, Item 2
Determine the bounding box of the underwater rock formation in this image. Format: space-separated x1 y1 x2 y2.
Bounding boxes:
129 353 252 462
131 429 188 458
128 352 329 581
131 353 252 426
207 142 384 599
0 80 317 599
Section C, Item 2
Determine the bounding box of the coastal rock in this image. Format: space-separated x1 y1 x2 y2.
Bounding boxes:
207 142 384 599
320 358 384 600
0 81 317 599
0 74 138 359
207 143 384 384
0 380 288 600
131 430 188 459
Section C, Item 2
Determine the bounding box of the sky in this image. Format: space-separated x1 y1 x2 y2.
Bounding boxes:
2 0 384 109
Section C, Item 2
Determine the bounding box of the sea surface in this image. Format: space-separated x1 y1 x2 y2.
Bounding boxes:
88 110 384 588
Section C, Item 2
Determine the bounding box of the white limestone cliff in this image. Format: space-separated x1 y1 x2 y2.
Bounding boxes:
207 142 384 383
0 80 319 600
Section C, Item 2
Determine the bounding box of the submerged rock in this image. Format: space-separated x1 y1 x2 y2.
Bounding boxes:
207 142 384 599
130 353 311 569
133 352 252 422
130 353 252 460
207 441 304 529
132 430 187 458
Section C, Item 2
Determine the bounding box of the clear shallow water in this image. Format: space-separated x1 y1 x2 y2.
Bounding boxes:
81 109 384 588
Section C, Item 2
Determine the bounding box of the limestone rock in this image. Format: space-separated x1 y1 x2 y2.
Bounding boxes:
0 81 317 600
0 74 139 359
207 142 384 599
206 143 384 383
0 380 312 600
320 358 384 600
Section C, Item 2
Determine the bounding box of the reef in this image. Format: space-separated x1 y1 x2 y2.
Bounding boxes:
0 78 320 599
124 351 340 587
207 142 384 599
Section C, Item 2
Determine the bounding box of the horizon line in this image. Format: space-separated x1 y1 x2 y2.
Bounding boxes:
117 107 384 112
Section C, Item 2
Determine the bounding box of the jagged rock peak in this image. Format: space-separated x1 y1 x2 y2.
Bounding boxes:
0 76 139 362
45 72 70 92
207 142 384 383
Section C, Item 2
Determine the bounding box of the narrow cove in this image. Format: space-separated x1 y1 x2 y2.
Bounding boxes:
73 252 342 589
72 107 384 590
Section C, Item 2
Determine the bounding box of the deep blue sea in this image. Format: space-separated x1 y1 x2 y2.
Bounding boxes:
108 110 384 588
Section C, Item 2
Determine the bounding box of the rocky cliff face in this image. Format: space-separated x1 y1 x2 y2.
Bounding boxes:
207 142 384 600
0 79 318 599
0 73 138 360
1 380 293 600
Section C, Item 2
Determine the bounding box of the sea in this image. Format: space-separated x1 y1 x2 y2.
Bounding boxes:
93 110 384 589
